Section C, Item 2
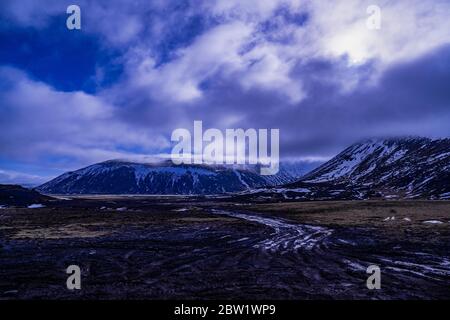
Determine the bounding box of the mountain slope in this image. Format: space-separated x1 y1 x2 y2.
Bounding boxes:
37 160 320 195
240 137 450 201
299 137 450 199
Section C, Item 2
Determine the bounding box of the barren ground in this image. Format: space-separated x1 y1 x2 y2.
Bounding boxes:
0 197 449 299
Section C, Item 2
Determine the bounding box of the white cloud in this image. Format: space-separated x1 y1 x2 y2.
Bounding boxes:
123 18 306 103
127 22 254 102
0 0 62 28
117 0 449 105
0 67 170 167
0 169 49 186
239 43 305 103
305 0 450 66
208 0 285 21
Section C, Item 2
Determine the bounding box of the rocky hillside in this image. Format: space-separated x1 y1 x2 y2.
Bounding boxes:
37 160 320 195
241 137 450 201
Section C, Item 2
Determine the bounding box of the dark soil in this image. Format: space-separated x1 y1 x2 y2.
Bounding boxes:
0 197 449 299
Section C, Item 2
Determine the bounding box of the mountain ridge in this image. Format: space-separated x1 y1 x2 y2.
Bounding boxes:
35 137 450 199
37 159 319 195
241 137 450 201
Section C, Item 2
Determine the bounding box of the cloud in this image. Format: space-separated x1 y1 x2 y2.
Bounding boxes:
0 0 449 180
0 67 170 169
0 168 49 186
301 0 450 66
125 21 254 102
0 0 62 28
3 0 449 95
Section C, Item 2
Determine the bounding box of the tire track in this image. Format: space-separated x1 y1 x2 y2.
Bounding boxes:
211 209 333 253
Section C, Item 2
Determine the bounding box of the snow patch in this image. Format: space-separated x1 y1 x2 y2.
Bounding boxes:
423 220 444 225
27 204 45 209
306 141 395 182
233 169 250 189
386 149 408 165
439 192 450 199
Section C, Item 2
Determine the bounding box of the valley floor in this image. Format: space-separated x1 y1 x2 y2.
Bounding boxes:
0 197 449 299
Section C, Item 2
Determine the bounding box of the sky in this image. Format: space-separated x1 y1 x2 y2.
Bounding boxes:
0 0 449 185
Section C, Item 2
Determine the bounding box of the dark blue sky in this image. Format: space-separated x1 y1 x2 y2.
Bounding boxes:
0 0 449 184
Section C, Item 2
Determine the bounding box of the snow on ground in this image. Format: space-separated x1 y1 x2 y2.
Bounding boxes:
54 196 72 201
133 165 217 181
385 195 399 199
423 220 444 224
270 187 311 194
306 141 395 183
290 188 311 193
211 209 332 252
386 149 408 165
27 204 45 209
233 169 250 189
440 192 450 199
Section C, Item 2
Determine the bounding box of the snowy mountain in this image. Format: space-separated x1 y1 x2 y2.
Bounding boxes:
241 137 450 201
37 159 321 195
300 137 450 199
